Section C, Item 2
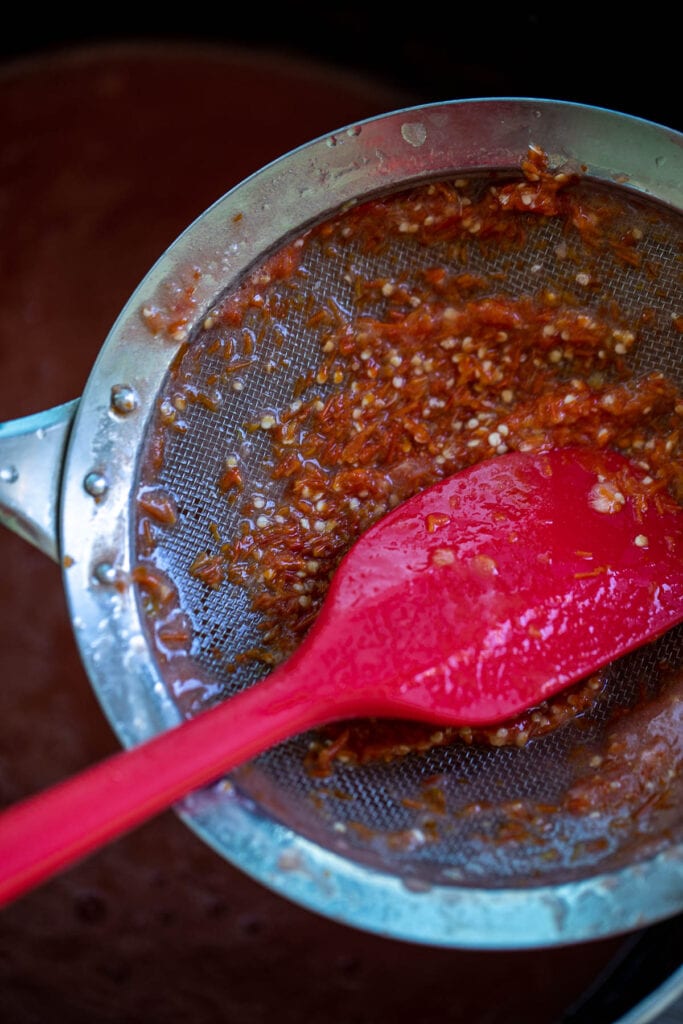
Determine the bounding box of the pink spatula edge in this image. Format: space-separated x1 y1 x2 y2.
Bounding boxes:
0 446 681 907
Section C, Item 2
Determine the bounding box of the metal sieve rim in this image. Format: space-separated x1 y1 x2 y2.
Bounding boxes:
58 97 683 948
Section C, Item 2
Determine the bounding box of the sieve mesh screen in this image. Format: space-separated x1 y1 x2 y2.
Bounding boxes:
135 170 683 888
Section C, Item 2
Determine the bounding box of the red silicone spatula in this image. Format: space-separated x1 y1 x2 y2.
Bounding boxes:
1 446 682 906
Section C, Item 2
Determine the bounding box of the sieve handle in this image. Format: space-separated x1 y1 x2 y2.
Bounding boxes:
0 399 78 562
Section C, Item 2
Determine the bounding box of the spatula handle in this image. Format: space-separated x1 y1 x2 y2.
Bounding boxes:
0 666 326 908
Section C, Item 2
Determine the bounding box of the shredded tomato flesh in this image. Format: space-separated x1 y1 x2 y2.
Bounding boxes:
137 146 683 771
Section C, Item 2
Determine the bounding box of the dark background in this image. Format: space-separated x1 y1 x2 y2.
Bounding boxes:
0 7 680 132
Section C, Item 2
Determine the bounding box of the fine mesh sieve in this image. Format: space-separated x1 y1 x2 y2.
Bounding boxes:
137 174 683 893
2 98 682 947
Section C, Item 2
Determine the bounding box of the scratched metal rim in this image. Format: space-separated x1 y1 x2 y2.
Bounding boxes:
59 97 683 948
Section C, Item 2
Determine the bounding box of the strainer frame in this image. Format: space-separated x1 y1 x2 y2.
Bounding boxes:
54 97 683 948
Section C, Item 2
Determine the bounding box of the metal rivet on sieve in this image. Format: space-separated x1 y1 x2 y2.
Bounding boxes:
110 384 138 415
0 465 19 484
84 471 108 499
93 561 118 585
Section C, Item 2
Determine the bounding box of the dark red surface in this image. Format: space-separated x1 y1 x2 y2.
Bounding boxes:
0 42 634 1023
